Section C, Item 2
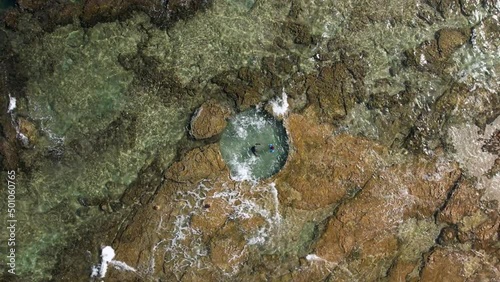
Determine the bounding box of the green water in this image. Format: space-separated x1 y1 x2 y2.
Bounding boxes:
220 108 289 181
0 0 15 10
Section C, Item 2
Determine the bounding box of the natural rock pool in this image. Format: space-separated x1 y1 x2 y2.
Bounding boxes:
219 108 289 181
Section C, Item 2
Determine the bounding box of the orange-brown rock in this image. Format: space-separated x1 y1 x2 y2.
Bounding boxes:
387 260 419 282
210 223 248 274
420 247 499 281
276 110 387 210
189 100 232 139
438 179 481 224
313 157 460 279
166 144 227 183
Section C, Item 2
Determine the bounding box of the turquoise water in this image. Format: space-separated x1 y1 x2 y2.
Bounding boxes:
220 108 289 181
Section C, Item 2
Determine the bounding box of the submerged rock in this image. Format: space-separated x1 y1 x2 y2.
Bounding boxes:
404 27 470 74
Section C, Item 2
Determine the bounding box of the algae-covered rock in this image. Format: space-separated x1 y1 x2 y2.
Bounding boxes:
405 27 470 74
189 100 232 140
305 58 366 123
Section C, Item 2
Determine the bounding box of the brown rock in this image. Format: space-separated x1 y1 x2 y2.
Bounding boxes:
82 0 160 25
210 223 248 273
436 28 470 58
305 63 358 122
420 247 499 281
387 260 419 282
191 187 232 236
313 157 460 280
18 117 38 146
438 179 481 224
166 144 227 183
189 100 232 140
405 28 470 74
17 0 46 10
276 110 387 210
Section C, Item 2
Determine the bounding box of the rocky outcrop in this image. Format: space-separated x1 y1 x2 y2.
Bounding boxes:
304 56 366 123
189 100 232 140
312 157 461 280
276 108 387 210
166 144 227 183
420 247 499 281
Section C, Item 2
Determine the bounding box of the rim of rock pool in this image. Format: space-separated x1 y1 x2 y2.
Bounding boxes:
219 108 289 181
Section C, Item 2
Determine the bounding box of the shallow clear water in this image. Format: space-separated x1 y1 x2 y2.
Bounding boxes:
220 108 289 181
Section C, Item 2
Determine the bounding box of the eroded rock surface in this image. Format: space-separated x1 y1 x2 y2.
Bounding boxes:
276 108 386 210
189 100 232 140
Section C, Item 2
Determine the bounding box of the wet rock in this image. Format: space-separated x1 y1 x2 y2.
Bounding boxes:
17 117 38 146
190 195 230 236
276 110 387 210
166 144 227 183
17 0 46 11
212 64 282 110
283 21 313 45
438 179 481 224
436 28 470 58
305 57 366 123
312 156 460 280
420 247 499 281
81 0 159 26
424 0 461 19
189 100 232 140
9 0 211 31
404 28 470 74
210 223 248 273
404 83 498 154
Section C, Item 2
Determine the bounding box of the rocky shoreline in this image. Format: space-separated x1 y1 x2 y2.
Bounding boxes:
1 0 499 281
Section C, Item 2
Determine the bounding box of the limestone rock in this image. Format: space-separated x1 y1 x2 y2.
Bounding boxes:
166 144 227 183
189 100 232 140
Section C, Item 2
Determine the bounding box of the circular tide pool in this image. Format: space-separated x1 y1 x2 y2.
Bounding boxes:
220 108 289 181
